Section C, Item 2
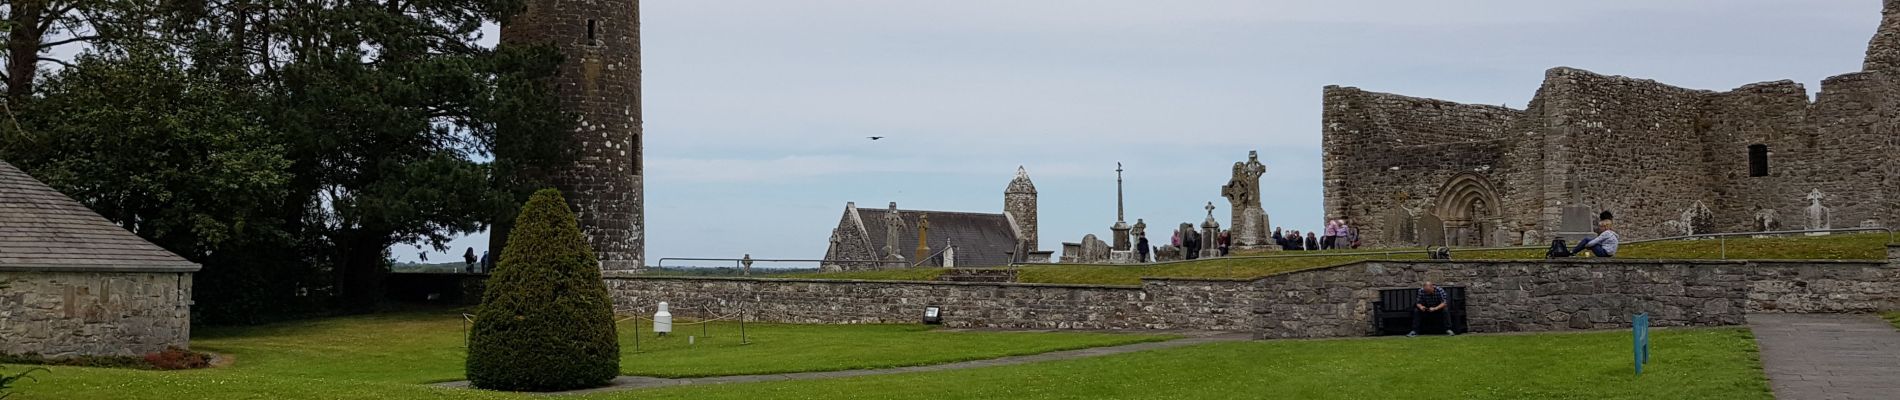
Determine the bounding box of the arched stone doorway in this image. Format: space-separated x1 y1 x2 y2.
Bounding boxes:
1433 174 1504 247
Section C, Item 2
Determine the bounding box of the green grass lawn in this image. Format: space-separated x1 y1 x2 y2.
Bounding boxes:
623 327 1769 400
5 323 1769 400
1884 311 1900 331
781 233 1894 285
4 311 1169 399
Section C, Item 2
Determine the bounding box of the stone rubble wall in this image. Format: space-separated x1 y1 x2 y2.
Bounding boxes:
0 271 193 357
1326 5 1900 247
603 275 1256 331
1253 258 1900 339
607 251 1899 339
1320 86 1521 248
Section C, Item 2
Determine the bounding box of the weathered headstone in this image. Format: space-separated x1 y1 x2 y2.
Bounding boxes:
1804 189 1832 233
1200 202 1223 258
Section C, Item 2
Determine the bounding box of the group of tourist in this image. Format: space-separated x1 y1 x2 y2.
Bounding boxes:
1272 219 1360 251
1162 229 1233 261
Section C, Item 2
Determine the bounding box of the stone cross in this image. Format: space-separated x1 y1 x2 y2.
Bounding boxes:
915 213 932 264
1220 151 1270 247
1805 189 1831 231
1205 202 1217 222
883 202 905 261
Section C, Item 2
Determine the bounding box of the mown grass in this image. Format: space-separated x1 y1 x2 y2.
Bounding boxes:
1883 311 1900 331
9 325 1768 399
5 311 1171 399
623 327 1770 400
778 233 1894 285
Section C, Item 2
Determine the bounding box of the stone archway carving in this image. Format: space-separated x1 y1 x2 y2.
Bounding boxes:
1433 174 1504 247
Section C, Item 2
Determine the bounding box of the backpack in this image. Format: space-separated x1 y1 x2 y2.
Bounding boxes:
1546 238 1570 259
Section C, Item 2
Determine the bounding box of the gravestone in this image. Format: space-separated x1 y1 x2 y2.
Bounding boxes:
1418 214 1445 247
1200 202 1223 258
1804 189 1832 233
1558 204 1598 242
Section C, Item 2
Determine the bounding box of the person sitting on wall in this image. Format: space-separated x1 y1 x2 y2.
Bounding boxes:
1304 232 1319 252
1409 281 1456 337
1559 220 1620 258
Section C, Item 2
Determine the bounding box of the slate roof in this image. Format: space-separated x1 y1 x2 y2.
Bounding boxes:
855 207 1021 267
0 161 200 272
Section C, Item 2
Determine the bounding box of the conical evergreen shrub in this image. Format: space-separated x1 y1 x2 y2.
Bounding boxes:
466 189 620 391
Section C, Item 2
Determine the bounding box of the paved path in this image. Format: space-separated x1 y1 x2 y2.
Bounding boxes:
1748 314 1900 400
437 333 1250 395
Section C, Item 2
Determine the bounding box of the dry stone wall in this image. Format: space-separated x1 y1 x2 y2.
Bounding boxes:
603 275 1257 331
608 248 1900 339
1254 256 1900 339
0 271 193 357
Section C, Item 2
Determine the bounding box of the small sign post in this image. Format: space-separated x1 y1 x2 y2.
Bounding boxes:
1633 313 1651 376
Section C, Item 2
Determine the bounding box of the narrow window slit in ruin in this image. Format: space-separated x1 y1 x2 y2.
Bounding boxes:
587 20 597 46
1748 144 1769 177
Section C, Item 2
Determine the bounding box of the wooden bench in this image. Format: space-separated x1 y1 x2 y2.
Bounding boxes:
1370 286 1468 336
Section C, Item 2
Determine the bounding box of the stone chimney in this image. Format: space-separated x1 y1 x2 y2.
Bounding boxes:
1866 0 1900 72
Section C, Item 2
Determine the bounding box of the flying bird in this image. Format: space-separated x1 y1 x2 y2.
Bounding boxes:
867 136 885 141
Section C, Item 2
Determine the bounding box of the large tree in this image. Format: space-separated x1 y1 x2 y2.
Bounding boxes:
5 0 575 318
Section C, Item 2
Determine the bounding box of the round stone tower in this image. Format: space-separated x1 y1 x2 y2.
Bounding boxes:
499 0 644 270
1004 167 1038 253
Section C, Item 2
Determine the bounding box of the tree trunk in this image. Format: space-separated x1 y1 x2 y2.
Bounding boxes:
6 0 46 102
334 230 392 313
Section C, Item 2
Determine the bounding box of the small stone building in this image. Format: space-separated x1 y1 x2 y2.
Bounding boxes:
0 161 199 358
821 168 1048 270
1324 1 1900 248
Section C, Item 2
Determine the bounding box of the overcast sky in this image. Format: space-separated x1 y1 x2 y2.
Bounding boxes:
397 0 1886 267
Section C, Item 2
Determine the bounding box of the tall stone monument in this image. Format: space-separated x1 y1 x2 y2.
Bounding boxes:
1220 151 1272 249
1110 163 1132 251
498 0 644 270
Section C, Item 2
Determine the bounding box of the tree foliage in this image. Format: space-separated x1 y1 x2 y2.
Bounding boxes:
466 189 619 392
0 0 576 322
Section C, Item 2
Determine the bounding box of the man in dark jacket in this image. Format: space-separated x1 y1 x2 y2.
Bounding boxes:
1304 232 1319 252
1409 281 1456 337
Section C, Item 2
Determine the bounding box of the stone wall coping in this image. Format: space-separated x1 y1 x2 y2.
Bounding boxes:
601 273 1142 290
0 264 200 273
1357 258 1886 266
1139 277 1258 283
1245 257 1892 282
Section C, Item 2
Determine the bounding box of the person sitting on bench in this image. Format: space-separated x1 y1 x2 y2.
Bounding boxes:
1409 281 1455 337
1561 220 1619 258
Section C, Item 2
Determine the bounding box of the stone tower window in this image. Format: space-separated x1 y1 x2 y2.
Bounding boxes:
587 19 598 46
1748 144 1769 177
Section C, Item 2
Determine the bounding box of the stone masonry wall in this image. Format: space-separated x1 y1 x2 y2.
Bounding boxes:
610 251 1899 339
1254 257 1900 339
1321 86 1520 247
603 275 1256 331
1529 68 1718 241
499 0 644 270
1326 3 1900 245
0 271 193 357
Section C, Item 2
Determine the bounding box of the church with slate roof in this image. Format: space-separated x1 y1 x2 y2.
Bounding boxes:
821 168 1049 270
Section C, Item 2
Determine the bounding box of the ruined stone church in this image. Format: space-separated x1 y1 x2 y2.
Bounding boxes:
822 168 1047 270
1325 1 1900 248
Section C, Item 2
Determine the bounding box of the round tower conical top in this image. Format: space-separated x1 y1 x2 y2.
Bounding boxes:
1006 166 1036 194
